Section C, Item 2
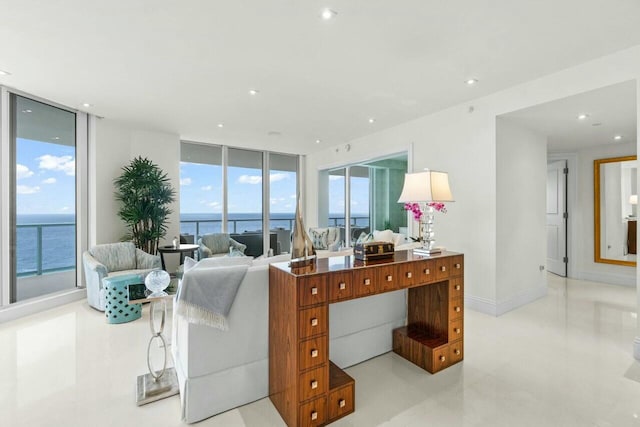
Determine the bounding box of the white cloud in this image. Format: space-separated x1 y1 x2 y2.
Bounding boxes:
208 202 220 207
290 194 297 199
201 185 213 191
37 155 75 176
329 175 343 181
42 177 57 184
238 175 262 184
17 185 40 194
16 164 34 180
269 172 289 183
180 177 192 186
60 206 70 211
270 197 286 205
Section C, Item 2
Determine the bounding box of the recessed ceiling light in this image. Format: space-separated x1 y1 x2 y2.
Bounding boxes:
577 113 589 120
0 69 11 76
249 89 259 96
465 79 478 85
82 103 92 108
368 118 375 123
217 123 224 128
52 136 60 140
316 139 321 144
321 8 337 20
614 135 623 140
21 109 32 113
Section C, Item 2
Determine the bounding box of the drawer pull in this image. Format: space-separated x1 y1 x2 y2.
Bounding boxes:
339 282 346 290
311 411 318 421
455 263 461 269
311 317 318 327
386 275 393 282
439 355 446 362
454 349 461 355
364 278 371 286
339 399 346 408
440 266 447 272
455 306 461 313
311 349 318 358
454 328 461 334
310 380 318 389
406 271 412 278
311 287 318 295
455 284 461 291
424 268 430 275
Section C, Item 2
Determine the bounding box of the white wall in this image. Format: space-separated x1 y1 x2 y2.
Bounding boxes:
574 142 636 286
91 120 181 270
306 44 640 320
496 118 548 313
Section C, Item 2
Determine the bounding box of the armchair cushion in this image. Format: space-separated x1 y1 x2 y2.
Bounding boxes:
198 233 247 259
89 242 136 272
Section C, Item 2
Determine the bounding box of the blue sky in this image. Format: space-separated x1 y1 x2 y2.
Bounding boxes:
15 138 76 215
180 163 370 215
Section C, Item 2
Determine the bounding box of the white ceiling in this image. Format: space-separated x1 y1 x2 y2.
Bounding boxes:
502 80 637 152
1 1 640 154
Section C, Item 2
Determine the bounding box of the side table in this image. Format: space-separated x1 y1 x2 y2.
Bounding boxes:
157 244 199 271
129 287 179 405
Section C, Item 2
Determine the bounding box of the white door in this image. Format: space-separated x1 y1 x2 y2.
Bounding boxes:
546 160 567 276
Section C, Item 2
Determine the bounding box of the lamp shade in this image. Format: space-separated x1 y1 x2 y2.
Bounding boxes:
630 194 638 205
398 171 454 203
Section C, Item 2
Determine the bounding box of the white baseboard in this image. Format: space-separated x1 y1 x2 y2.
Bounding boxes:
465 294 498 316
0 288 87 323
496 285 547 316
578 271 635 287
634 337 640 361
465 285 547 317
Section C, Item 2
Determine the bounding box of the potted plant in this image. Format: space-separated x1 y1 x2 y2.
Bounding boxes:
114 156 176 254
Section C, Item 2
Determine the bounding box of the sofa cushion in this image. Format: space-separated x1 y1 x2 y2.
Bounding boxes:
251 253 291 266
90 242 136 272
308 228 330 250
373 229 395 244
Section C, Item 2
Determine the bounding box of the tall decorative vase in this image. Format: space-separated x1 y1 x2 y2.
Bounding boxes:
291 197 316 267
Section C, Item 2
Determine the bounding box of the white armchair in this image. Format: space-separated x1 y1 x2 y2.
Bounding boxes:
82 242 160 311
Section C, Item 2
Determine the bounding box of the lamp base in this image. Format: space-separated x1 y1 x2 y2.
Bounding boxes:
413 247 443 256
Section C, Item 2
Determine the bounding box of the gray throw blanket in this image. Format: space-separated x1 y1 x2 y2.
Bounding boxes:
175 264 249 330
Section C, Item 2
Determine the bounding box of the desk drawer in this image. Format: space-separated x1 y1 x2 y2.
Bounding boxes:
329 384 355 421
299 366 327 402
376 265 398 293
451 256 464 277
298 396 327 427
353 268 376 297
298 276 327 308
396 262 416 288
299 306 328 339
449 277 463 299
449 318 463 340
415 259 435 285
450 339 464 364
329 272 352 302
449 297 463 321
435 257 451 281
299 336 327 371
432 344 450 372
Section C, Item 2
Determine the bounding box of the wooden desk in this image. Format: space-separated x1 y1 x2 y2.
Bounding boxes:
269 250 464 426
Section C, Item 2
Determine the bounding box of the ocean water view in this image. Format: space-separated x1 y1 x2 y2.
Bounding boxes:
16 213 369 276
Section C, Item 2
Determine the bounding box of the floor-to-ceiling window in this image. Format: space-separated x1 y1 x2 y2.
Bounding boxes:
179 141 299 257
268 153 298 254
179 142 223 240
2 90 88 306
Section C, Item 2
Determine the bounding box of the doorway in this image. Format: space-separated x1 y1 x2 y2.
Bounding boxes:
546 160 568 277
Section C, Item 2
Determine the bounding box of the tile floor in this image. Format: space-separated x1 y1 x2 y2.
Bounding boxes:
1 274 640 426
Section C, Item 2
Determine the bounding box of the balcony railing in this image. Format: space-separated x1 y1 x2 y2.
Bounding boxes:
17 222 75 277
180 215 369 242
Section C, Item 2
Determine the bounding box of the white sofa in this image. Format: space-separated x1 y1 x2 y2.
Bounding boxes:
172 253 407 423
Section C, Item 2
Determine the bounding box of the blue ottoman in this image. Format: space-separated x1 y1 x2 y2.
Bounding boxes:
103 274 143 324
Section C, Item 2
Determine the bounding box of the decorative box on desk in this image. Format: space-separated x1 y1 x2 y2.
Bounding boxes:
269 250 464 427
353 241 394 261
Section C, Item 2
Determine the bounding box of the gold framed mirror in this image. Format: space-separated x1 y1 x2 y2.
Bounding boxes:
594 155 637 267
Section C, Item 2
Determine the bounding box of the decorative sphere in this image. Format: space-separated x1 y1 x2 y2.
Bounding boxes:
145 270 171 293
